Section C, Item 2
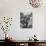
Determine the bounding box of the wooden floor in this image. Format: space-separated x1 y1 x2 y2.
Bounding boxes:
0 42 16 46
0 40 16 46
1 40 46 46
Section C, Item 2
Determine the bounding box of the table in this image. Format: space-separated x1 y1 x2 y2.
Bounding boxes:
5 39 46 46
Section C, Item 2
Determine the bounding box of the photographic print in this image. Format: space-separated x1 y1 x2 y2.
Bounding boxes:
29 0 43 8
20 12 33 28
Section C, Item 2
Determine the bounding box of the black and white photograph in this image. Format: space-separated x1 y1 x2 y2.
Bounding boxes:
20 12 33 28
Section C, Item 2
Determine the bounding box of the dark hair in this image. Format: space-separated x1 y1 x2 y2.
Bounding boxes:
34 35 36 37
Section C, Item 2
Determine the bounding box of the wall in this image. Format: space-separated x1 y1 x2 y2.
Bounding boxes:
0 0 46 40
